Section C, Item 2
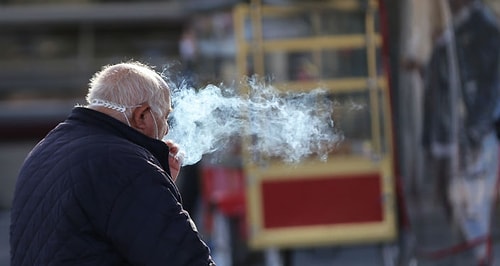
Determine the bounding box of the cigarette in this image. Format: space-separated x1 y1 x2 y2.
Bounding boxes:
169 151 185 165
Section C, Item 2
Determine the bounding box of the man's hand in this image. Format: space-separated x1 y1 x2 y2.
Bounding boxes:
164 140 183 181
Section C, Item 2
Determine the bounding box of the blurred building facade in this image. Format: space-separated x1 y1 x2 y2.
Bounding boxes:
0 0 184 209
0 0 246 209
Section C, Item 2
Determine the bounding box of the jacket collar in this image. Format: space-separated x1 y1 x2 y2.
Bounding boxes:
68 107 172 176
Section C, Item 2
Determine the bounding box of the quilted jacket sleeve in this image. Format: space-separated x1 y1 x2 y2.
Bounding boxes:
82 147 215 266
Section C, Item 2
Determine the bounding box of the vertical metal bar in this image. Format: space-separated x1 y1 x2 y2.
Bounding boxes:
234 5 247 79
233 3 263 242
312 10 322 80
250 0 265 76
234 4 253 165
366 0 382 155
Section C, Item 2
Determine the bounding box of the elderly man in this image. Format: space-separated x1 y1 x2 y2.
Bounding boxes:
10 62 215 265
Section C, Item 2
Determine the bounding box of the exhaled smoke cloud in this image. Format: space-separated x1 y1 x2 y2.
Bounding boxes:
165 76 343 166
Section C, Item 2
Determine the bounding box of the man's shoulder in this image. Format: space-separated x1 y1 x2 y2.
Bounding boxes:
33 125 145 172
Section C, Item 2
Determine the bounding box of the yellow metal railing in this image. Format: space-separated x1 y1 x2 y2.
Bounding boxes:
234 0 397 248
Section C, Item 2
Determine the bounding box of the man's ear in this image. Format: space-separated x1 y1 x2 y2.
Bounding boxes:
130 104 150 131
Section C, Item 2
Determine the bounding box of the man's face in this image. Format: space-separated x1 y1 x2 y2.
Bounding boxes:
151 95 172 140
159 99 172 139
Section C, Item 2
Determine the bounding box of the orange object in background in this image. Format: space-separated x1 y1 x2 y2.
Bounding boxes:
202 166 246 216
201 166 246 237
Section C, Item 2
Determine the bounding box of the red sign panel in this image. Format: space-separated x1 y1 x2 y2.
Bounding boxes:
261 173 383 229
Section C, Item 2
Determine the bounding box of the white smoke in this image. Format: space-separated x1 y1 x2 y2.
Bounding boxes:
164 77 343 166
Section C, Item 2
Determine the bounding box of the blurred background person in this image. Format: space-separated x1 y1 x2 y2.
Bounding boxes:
422 0 500 264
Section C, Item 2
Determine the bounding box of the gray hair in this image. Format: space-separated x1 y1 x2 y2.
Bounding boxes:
86 61 170 118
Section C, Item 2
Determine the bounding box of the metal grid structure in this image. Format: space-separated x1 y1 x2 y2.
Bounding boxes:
234 0 398 249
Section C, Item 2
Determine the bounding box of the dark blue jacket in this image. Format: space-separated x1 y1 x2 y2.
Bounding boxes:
10 107 215 266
